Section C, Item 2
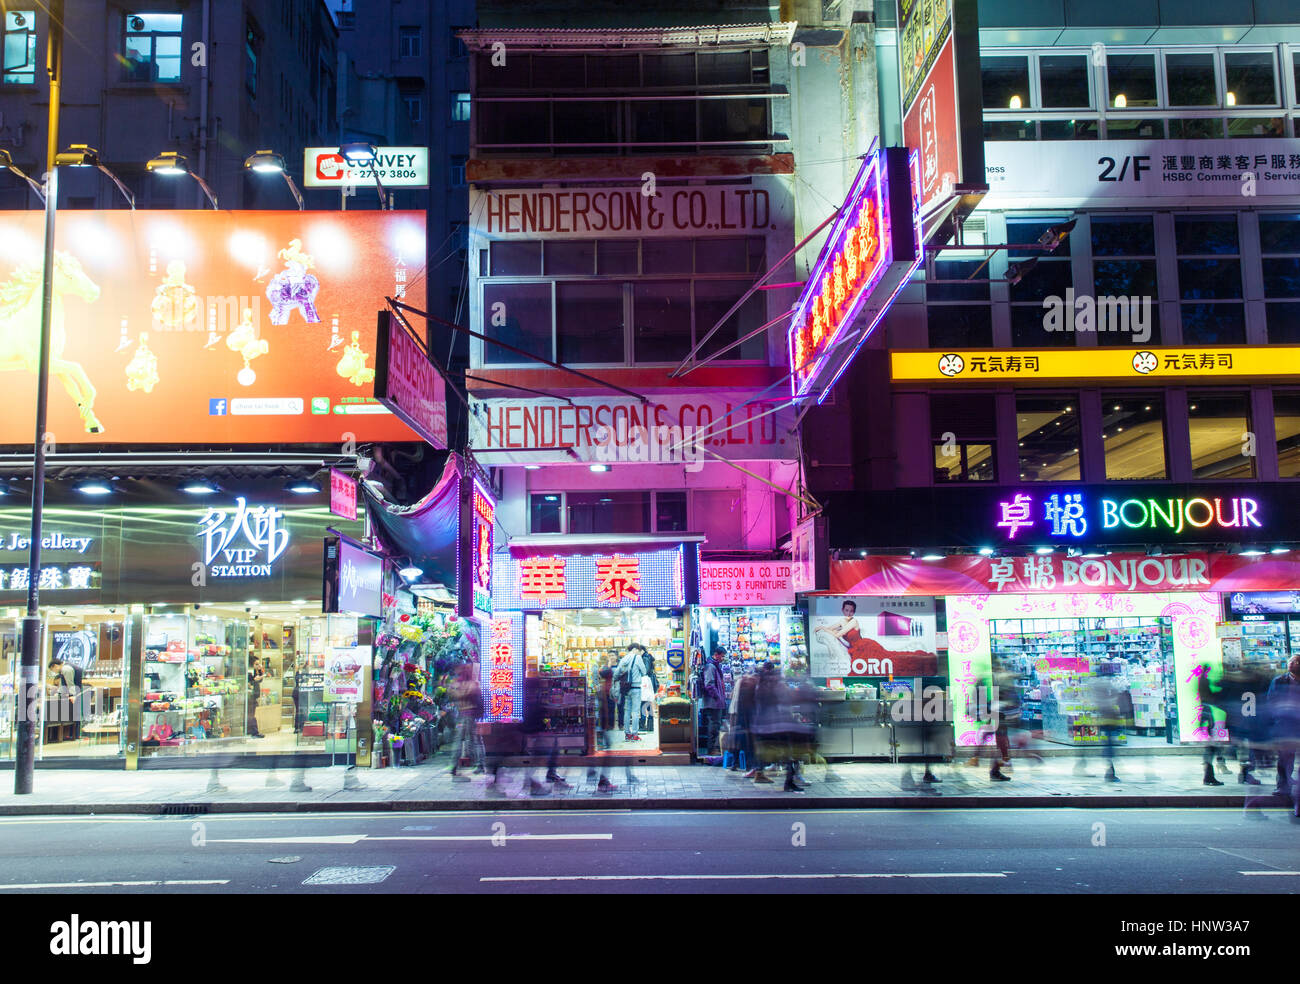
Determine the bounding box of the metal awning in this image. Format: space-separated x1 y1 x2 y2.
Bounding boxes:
456 23 797 52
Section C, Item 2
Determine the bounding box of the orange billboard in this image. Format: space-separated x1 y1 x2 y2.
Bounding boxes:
0 209 427 444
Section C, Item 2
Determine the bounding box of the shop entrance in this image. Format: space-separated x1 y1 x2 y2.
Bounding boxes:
525 608 678 755
990 616 1176 748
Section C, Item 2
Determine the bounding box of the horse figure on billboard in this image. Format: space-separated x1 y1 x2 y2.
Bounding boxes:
0 250 104 432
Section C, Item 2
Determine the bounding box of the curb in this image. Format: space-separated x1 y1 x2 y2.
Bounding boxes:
0 793 1279 816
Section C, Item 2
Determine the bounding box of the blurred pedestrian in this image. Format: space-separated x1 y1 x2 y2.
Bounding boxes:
988 659 1020 782
1087 672 1131 783
1218 665 1267 785
446 662 483 779
752 662 805 792
1196 663 1226 786
1266 655 1300 807
522 675 569 796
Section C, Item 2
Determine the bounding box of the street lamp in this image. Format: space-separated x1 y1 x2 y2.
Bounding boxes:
146 151 219 209
242 149 304 210
0 149 45 203
337 141 389 210
14 143 135 794
53 144 135 210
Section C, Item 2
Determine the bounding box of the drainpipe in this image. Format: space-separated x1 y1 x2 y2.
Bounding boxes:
197 0 211 210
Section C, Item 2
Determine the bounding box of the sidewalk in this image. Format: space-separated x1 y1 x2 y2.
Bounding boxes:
0 753 1293 814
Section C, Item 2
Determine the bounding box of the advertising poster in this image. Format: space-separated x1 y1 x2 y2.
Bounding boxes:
324 646 367 703
809 595 938 678
0 209 426 444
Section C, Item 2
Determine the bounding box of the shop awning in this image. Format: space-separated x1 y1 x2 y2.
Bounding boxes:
363 454 463 595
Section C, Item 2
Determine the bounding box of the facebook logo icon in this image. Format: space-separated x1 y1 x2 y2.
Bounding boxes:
209 398 227 416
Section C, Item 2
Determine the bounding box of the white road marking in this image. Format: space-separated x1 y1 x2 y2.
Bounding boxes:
481 872 1008 882
209 833 612 845
1238 870 1300 876
0 879 228 890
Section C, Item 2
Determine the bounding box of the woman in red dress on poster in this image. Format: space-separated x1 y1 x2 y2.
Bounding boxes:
815 599 938 677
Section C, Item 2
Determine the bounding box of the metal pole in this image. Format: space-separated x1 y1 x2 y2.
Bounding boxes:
14 165 57 795
16 0 63 796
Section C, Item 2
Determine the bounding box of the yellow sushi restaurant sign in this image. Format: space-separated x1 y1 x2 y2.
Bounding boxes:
891 347 1300 385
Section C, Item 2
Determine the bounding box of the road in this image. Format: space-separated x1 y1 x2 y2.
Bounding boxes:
0 807 1296 894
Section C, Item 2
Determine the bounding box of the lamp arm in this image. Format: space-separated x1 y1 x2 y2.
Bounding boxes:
281 172 304 211
191 172 219 210
96 164 135 210
10 164 46 204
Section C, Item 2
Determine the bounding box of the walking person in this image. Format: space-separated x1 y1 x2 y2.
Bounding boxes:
522 674 569 796
1196 663 1225 786
1266 655 1300 809
446 662 483 780
752 662 804 791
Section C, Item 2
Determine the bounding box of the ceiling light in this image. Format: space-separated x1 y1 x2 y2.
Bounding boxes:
1241 549 1265 557
1113 93 1127 108
1113 404 1121 411
589 464 609 473
1008 94 1023 110
1270 546 1290 555
1225 91 1236 107
977 547 994 556
182 483 217 495
398 566 423 580
1035 546 1054 555
286 480 320 494
77 482 112 496
525 464 541 471
921 553 944 561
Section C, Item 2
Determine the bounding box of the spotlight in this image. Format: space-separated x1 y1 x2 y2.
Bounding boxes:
182 483 217 495
399 566 423 580
977 547 994 556
77 482 112 496
285 480 320 494
1035 546 1054 555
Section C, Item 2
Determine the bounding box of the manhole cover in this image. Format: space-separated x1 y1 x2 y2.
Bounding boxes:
303 866 395 886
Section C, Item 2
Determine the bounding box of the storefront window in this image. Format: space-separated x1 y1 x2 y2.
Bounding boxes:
1275 391 1300 478
932 394 997 482
1187 392 1254 479
1102 396 1167 479
1016 396 1081 481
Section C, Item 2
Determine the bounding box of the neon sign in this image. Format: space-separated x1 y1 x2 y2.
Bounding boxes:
471 480 495 615
497 546 687 610
483 613 524 722
993 491 1263 540
195 498 290 578
788 147 923 401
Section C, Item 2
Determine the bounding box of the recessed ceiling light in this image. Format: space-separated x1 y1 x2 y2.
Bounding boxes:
78 482 112 495
977 547 994 556
589 464 609 473
1035 546 1054 555
182 483 216 495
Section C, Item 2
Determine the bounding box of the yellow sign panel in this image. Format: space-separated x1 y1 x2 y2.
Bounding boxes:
890 347 1300 385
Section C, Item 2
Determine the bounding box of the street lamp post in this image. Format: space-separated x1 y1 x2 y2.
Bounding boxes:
13 146 135 795
243 150 304 210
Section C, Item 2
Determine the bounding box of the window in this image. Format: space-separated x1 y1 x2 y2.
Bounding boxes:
695 280 766 360
1260 214 1300 343
556 282 624 364
982 55 1030 110
123 12 182 83
1175 215 1244 344
567 492 650 535
2 10 36 84
1187 393 1254 479
451 90 470 122
1106 53 1158 108
1102 397 1167 480
491 241 541 275
398 26 421 59
543 241 595 276
1017 396 1081 481
1275 391 1300 478
633 281 692 362
449 27 468 59
1224 51 1277 106
1039 55 1089 108
931 395 996 482
530 494 563 534
597 240 638 275
404 94 422 123
693 490 744 547
482 283 551 363
1008 217 1073 347
1165 53 1217 106
1294 52 1300 106
1089 215 1160 345
926 255 992 347
655 491 688 532
449 154 467 187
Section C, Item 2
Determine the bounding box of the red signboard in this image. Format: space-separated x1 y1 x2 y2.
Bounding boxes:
828 553 1300 596
699 560 793 606
329 468 358 522
375 312 448 448
902 38 961 214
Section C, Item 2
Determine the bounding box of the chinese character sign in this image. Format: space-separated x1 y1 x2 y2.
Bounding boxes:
471 482 495 615
518 556 567 606
196 498 290 578
595 555 641 604
481 613 523 722
494 546 688 610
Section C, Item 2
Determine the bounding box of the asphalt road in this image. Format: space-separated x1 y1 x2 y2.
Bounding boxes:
0 807 1297 894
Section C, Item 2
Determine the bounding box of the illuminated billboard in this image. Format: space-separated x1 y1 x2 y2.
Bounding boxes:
0 210 426 445
788 147 922 401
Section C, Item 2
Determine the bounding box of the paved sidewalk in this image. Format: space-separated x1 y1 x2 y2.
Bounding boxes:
0 752 1294 814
